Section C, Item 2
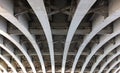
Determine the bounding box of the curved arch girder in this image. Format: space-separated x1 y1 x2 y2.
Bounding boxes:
90 36 120 73
59 0 97 73
0 54 17 73
0 17 36 73
72 2 120 73
80 18 120 73
26 0 55 73
98 49 120 73
0 64 7 73
0 0 45 73
0 36 27 73
114 66 120 73
106 58 120 73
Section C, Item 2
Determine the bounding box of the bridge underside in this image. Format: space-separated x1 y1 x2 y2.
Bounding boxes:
0 0 120 73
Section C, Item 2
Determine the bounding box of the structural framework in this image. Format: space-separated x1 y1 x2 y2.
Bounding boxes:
0 0 120 73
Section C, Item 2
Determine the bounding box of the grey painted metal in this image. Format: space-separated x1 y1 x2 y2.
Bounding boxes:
0 54 17 73
114 66 120 73
0 64 7 73
0 17 36 73
89 0 120 72
0 0 45 73
27 0 54 73
90 36 120 73
0 36 27 73
106 58 120 73
80 18 120 73
72 0 120 73
98 49 120 73
0 60 8 73
97 19 120 73
61 0 96 73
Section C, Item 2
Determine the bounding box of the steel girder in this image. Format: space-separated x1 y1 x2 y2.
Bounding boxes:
26 0 54 73
0 0 45 73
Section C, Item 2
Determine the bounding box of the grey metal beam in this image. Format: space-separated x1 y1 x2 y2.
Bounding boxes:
80 17 120 73
90 36 120 73
98 48 120 73
0 61 7 73
89 0 120 72
0 0 45 73
72 15 105 73
27 0 55 73
0 65 7 73
0 55 17 73
72 0 120 72
106 59 120 73
0 36 27 73
0 16 36 73
61 0 97 73
114 66 120 73
0 0 36 72
8 28 112 35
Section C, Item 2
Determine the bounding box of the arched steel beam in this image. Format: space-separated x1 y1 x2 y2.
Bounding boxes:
60 0 97 73
0 17 35 72
98 50 120 73
0 54 17 73
97 20 120 73
106 58 120 73
80 18 120 73
72 0 120 72
90 36 120 73
0 0 45 73
0 36 27 73
0 61 7 73
0 65 7 73
114 66 120 73
26 0 55 73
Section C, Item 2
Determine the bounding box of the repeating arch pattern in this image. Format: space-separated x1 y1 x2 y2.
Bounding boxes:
0 17 36 73
98 48 120 73
106 58 120 73
0 54 17 73
0 39 27 73
90 36 120 73
81 17 120 73
0 0 44 73
72 2 120 73
0 0 120 72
